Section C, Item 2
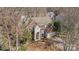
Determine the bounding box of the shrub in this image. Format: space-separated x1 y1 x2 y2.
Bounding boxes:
18 44 27 51
53 21 61 32
20 29 32 45
23 30 32 41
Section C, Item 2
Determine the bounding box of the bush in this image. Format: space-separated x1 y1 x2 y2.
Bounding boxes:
20 29 32 45
23 30 32 41
18 44 27 51
53 21 61 32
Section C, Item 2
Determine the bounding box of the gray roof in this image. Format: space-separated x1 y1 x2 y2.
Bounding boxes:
31 17 52 25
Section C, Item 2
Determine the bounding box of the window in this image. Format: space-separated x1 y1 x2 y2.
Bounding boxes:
40 29 44 38
36 32 39 39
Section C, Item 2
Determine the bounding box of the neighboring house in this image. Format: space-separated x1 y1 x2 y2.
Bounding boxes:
18 15 28 28
55 15 65 22
55 15 65 31
47 12 55 19
47 10 59 20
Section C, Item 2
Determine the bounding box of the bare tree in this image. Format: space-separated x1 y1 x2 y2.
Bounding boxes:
62 15 79 51
2 18 12 51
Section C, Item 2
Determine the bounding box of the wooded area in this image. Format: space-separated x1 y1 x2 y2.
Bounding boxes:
0 7 79 51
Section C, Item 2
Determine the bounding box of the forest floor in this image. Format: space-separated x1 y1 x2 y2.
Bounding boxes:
27 38 63 51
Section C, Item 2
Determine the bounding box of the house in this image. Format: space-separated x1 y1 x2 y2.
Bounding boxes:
18 10 64 41
32 14 64 41
20 13 58 41
31 17 56 41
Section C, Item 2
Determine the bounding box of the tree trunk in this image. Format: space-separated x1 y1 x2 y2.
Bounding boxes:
16 26 19 51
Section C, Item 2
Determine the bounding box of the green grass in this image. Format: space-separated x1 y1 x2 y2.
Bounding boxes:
18 45 27 51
